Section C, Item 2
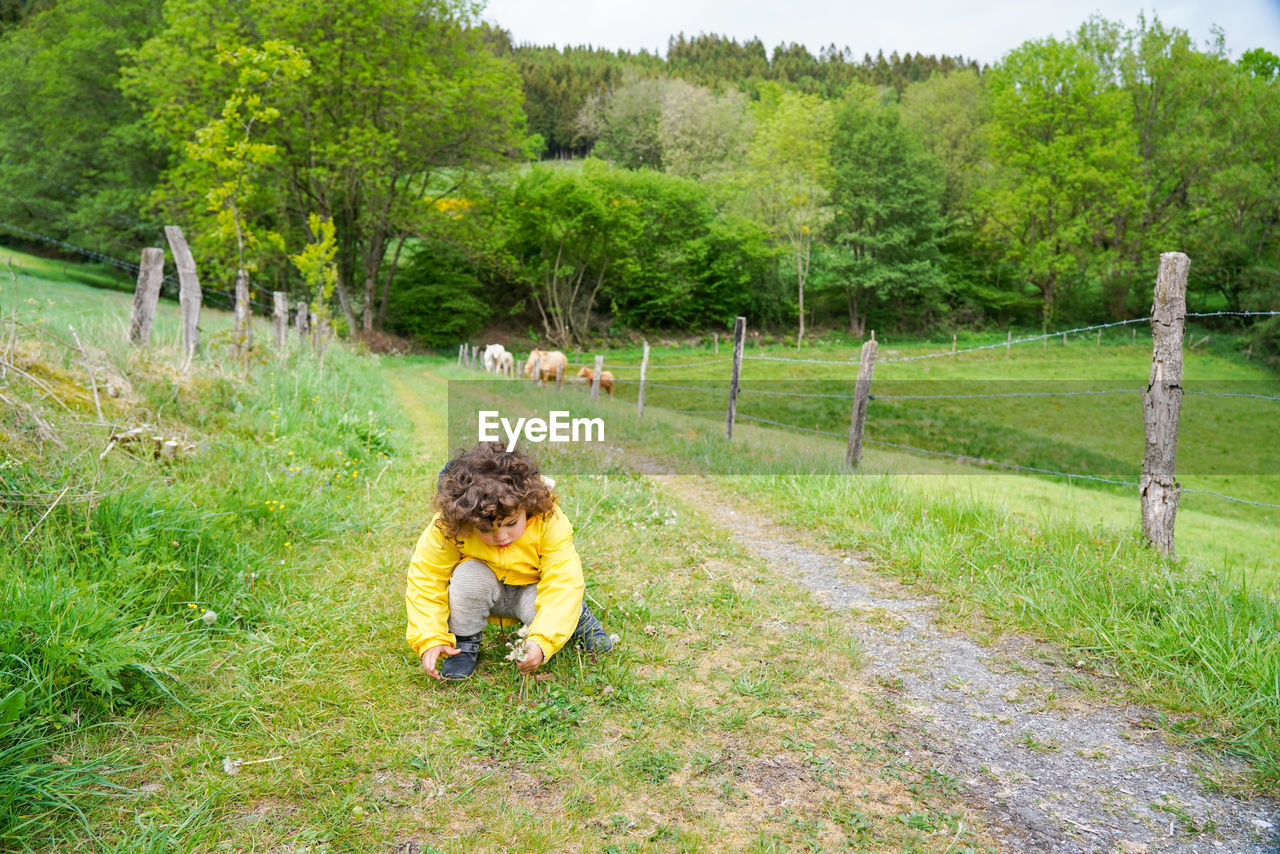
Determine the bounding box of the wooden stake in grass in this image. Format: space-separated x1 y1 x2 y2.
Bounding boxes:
272 291 288 348
128 247 165 346
1141 251 1189 556
637 341 649 417
846 335 878 467
164 225 203 369
555 361 564 392
590 355 603 403
296 301 309 343
725 316 745 440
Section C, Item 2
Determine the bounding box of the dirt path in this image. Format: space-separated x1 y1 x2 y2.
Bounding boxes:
649 475 1279 854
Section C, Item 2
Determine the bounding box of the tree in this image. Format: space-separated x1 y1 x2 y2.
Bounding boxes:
736 86 834 346
826 96 949 335
657 79 753 181
0 0 165 256
123 0 527 337
975 36 1143 323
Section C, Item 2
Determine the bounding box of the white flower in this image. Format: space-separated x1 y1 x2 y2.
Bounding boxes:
504 625 530 662
201 609 218 626
222 757 242 776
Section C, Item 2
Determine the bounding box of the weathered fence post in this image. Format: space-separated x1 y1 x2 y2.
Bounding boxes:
164 225 202 367
952 333 957 354
590 355 603 403
555 361 564 392
295 302 309 342
457 343 465 367
128 247 165 346
725 316 746 439
636 341 649 417
272 292 288 348
846 335 879 467
315 315 330 357
310 310 319 350
713 332 719 354
233 268 252 359
1006 330 1011 358
1141 251 1190 556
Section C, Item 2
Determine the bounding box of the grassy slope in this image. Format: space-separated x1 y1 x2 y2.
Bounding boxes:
580 335 1280 588
6 266 995 852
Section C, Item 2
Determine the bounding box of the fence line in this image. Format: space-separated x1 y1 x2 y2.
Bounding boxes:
624 378 1278 513
1 220 279 314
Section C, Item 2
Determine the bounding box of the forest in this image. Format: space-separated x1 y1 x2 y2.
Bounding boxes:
0 0 1278 354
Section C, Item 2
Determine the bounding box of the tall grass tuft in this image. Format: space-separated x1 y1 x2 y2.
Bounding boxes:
1 278 408 843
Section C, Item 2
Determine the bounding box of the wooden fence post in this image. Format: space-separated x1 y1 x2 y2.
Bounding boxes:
846 335 879 467
272 292 288 348
555 361 564 391
295 301 309 342
310 310 319 350
952 333 957 354
164 225 202 367
457 343 465 367
1141 251 1190 556
636 341 649 417
725 316 746 439
590 354 603 403
315 315 330 357
1006 330 1011 358
713 332 719 354
233 268 251 359
128 247 165 346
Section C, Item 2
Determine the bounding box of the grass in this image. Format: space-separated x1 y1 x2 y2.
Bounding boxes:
7 261 1280 848
5 278 999 851
445 349 1280 787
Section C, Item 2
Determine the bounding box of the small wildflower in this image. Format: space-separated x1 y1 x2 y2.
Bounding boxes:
202 609 218 626
609 633 621 645
187 603 197 609
170 541 180 548
222 757 242 776
504 625 531 662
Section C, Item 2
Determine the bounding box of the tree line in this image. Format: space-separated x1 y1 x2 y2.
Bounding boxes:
0 1 1277 355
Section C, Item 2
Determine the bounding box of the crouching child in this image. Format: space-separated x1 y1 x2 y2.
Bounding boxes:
406 442 613 680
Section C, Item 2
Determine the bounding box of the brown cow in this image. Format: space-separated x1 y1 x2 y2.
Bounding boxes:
576 366 614 397
523 349 568 383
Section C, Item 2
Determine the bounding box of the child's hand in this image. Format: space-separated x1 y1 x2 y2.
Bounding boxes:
516 641 545 676
420 644 458 680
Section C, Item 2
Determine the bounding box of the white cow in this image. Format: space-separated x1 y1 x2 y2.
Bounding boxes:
481 343 507 374
494 350 515 378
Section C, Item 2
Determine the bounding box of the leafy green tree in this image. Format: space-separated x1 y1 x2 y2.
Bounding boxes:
577 72 666 169
825 96 949 335
123 0 527 336
975 36 1143 323
736 85 834 346
657 79 753 181
0 0 164 255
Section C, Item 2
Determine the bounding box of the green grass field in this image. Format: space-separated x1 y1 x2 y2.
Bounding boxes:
3 266 1278 850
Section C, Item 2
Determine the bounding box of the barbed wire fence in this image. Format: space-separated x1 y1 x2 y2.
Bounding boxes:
471 262 1280 549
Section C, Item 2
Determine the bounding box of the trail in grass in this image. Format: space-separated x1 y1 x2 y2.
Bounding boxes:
647 474 1280 853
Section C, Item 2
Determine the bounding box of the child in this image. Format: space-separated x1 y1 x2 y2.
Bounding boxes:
406 442 613 681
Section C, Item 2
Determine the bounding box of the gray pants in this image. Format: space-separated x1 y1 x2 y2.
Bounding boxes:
447 560 540 636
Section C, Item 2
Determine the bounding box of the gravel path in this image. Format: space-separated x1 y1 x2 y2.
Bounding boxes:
651 475 1280 854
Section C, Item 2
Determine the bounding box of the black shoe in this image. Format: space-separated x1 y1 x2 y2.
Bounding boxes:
571 602 613 652
439 632 481 680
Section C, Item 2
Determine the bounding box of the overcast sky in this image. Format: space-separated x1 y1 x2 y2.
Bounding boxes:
480 0 1280 66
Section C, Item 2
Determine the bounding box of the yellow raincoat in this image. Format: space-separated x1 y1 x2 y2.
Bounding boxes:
405 504 584 661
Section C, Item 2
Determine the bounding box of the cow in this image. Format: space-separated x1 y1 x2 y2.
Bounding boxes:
523 349 568 383
576 366 614 397
494 350 515 378
482 343 507 374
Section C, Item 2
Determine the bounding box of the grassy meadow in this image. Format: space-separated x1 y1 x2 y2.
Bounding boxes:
2 262 1278 850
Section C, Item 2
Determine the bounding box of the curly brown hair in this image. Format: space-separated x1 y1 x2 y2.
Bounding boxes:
433 442 556 539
